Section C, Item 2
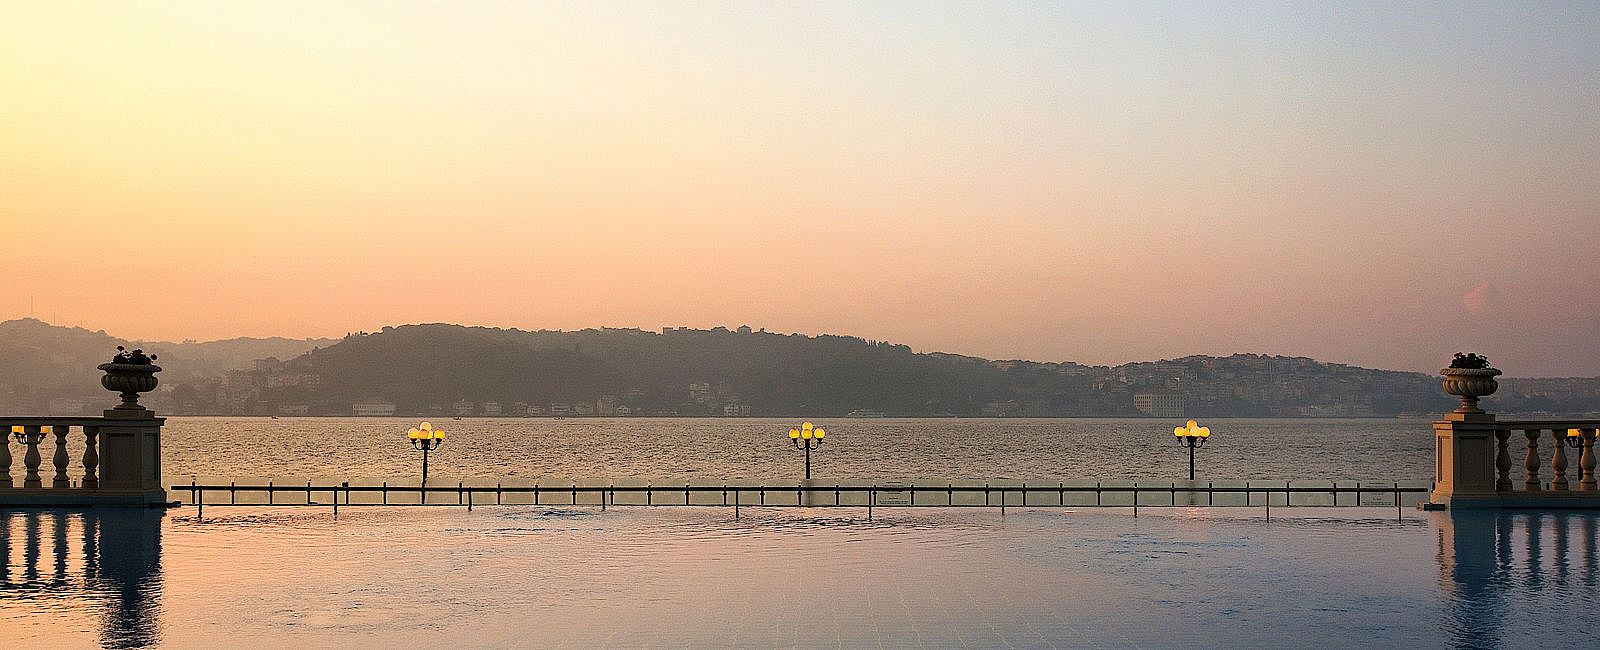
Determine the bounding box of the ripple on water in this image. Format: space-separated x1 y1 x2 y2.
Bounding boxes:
8 506 1600 647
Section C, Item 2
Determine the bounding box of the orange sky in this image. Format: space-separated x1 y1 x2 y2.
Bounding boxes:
4 3 1598 375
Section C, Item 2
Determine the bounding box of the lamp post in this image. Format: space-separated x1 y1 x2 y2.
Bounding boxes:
1174 420 1210 481
408 422 444 485
788 421 825 479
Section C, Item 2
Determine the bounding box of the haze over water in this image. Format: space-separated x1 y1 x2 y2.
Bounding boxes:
5 3 1599 376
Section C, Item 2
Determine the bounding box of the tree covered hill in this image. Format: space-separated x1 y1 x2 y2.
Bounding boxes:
7 319 1594 417
211 323 1465 417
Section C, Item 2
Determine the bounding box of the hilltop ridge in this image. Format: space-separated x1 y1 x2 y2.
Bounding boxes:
4 319 1594 417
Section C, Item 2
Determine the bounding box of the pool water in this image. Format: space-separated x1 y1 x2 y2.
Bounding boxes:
2 506 1597 648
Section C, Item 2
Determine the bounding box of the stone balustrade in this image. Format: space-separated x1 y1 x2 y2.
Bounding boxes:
1494 420 1600 494
1428 362 1600 510
1432 413 1600 509
0 413 168 506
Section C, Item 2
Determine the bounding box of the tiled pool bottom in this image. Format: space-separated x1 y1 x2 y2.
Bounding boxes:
3 507 1598 648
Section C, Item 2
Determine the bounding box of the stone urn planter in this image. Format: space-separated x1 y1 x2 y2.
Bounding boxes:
1440 367 1500 414
98 361 162 411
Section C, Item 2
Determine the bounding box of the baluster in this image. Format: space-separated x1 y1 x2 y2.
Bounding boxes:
82 426 99 489
1 428 11 487
1495 429 1512 491
1582 429 1597 491
23 425 43 488
1525 429 1543 491
51 426 70 488
1552 429 1570 491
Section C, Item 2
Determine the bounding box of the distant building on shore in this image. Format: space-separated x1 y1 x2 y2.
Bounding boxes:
351 400 396 417
1133 392 1185 418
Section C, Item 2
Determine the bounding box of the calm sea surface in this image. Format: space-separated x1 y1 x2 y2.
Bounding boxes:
14 417 1550 648
162 417 1436 483
4 507 1598 648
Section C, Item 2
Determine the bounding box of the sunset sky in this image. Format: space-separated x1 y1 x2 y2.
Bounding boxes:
4 2 1597 376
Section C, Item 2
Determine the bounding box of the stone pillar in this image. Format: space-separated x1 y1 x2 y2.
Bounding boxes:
95 406 167 502
51 425 70 488
82 426 100 490
1524 429 1542 491
22 425 43 488
1551 429 1570 490
1494 429 1512 491
1431 411 1502 508
1432 364 1504 508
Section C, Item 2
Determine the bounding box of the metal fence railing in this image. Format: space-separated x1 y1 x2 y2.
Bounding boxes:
171 478 1434 520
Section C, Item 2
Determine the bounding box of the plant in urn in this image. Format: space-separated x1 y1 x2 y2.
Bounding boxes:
1441 352 1499 414
98 346 161 411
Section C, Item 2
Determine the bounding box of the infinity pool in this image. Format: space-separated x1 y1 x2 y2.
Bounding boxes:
2 506 1597 648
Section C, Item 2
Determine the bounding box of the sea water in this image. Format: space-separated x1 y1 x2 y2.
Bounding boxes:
160 417 1436 483
14 417 1586 648
3 506 1598 647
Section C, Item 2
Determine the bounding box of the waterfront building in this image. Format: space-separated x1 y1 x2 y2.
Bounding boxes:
350 400 396 417
1132 392 1186 417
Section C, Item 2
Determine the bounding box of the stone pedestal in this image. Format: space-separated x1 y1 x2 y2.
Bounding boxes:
1431 412 1501 508
95 407 168 502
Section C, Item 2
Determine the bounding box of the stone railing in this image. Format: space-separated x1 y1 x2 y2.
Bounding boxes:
0 412 168 506
1430 363 1600 508
1494 420 1600 493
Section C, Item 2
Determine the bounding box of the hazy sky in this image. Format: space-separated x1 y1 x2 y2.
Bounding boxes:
4 2 1598 376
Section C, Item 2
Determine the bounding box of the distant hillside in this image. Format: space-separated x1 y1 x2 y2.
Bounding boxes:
0 318 332 414
164 323 1475 417
6 319 1596 417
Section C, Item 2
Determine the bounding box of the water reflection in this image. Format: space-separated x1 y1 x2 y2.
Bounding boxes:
0 508 164 647
1436 510 1600 649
